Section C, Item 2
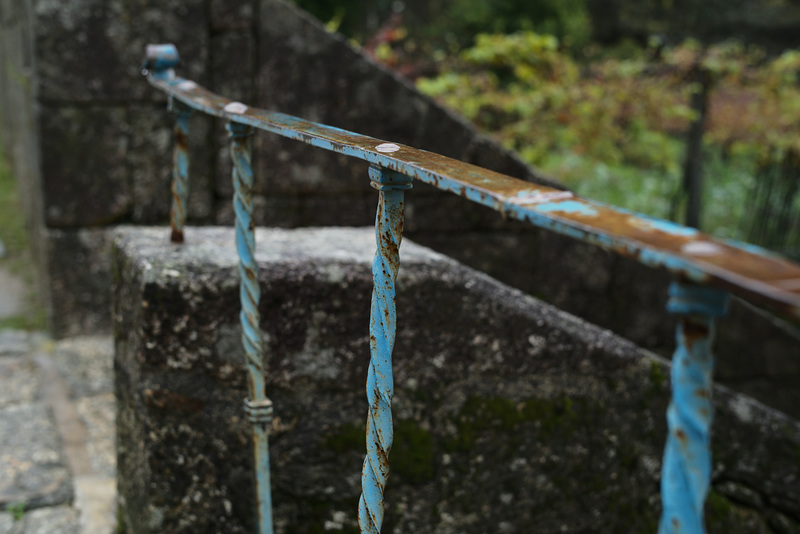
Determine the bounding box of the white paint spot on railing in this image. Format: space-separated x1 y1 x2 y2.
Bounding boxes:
682 241 723 256
508 190 573 205
376 143 401 153
177 80 197 91
224 102 249 114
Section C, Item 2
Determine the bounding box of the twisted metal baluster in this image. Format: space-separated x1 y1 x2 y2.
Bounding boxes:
659 281 729 534
359 166 413 534
227 120 274 534
169 97 191 243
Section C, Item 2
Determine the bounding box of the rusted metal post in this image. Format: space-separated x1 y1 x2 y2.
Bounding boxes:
358 166 412 534
227 120 274 534
169 97 191 243
659 281 729 534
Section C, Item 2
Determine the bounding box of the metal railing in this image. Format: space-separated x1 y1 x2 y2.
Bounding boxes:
142 44 800 534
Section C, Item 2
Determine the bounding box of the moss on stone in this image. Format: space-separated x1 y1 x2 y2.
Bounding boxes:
391 420 435 485
445 394 581 452
322 422 366 454
705 489 736 530
649 361 667 391
520 395 577 436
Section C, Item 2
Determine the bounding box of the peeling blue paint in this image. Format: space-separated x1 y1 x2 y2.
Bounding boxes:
535 200 599 217
638 218 699 237
144 44 800 534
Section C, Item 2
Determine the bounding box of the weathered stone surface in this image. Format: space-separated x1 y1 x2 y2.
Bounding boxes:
34 0 209 103
45 229 115 338
127 106 214 225
210 0 256 31
3 0 800 423
0 399 72 510
113 226 800 534
0 505 80 534
210 32 256 104
0 331 33 358
40 107 132 228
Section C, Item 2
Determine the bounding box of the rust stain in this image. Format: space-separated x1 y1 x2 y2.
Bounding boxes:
170 228 184 243
174 127 188 150
675 428 688 446
153 76 800 320
681 319 709 351
144 388 204 413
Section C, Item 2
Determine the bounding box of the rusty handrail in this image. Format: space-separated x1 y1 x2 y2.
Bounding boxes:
143 50 800 323
143 43 800 534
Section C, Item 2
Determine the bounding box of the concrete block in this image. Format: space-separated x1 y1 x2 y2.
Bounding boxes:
113 226 800 534
34 0 209 103
209 0 256 31
39 107 132 228
46 229 114 338
127 107 214 225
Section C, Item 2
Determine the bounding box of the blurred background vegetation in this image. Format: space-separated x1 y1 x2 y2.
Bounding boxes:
293 0 800 258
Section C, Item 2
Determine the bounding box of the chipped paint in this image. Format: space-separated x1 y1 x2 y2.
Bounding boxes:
660 282 729 534
227 119 274 534
535 200 599 217
168 97 191 243
359 166 412 534
143 59 800 320
638 218 699 237
508 190 573 205
143 44 800 534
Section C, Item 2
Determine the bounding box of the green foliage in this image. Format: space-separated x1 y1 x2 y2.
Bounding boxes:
433 0 591 51
8 502 26 521
291 0 372 38
418 31 691 174
418 32 800 242
391 420 435 484
0 145 29 258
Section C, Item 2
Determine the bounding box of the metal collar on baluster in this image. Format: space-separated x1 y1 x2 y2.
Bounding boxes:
244 398 274 425
667 281 730 318
369 166 413 191
227 119 253 139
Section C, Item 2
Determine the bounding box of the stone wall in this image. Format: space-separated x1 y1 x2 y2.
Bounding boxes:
0 0 550 338
113 227 800 534
0 0 798 417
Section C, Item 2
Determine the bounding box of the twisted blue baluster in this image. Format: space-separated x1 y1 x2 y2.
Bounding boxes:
359 166 413 534
227 120 274 534
169 97 191 243
659 281 729 534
